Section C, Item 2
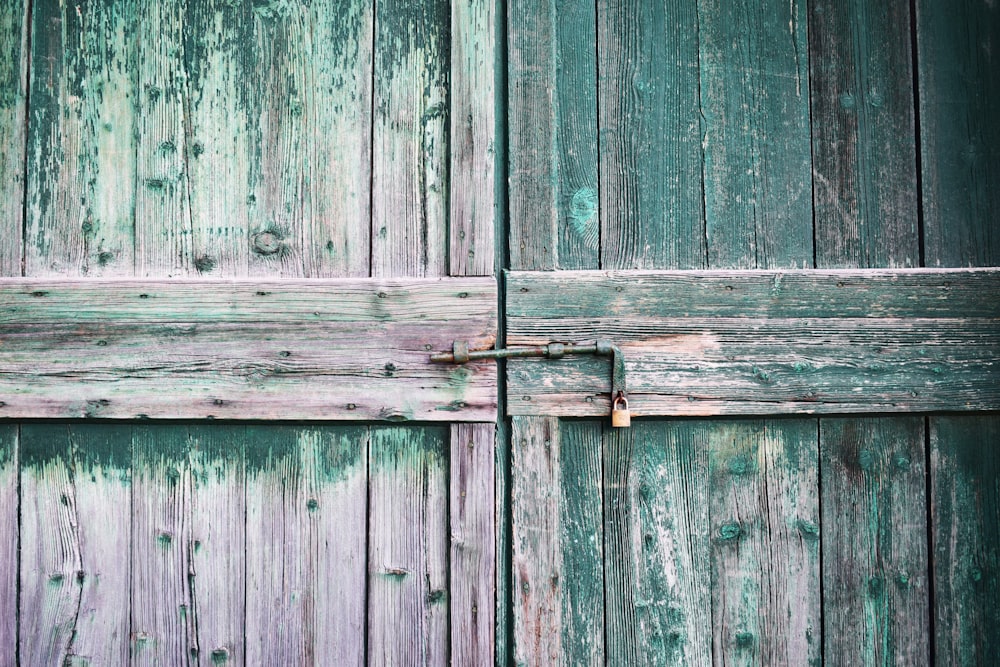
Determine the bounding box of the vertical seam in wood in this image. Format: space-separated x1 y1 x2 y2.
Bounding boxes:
816 418 825 663
241 427 249 667
909 0 926 268
694 2 710 271
923 416 936 663
593 0 602 271
363 425 371 666
15 423 21 667
367 1 378 279
806 0 818 271
18 0 32 278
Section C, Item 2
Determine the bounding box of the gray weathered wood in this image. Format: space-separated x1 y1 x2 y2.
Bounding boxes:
0 277 497 421
20 424 131 666
368 426 449 664
450 423 496 665
820 418 930 665
245 426 366 666
0 425 16 659
450 0 496 277
506 269 1000 416
0 0 26 277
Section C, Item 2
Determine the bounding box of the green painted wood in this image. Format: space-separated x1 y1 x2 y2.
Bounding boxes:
708 420 820 664
930 416 1000 664
19 424 131 665
245 426 367 665
25 0 137 277
820 418 930 665
0 0 26 276
809 0 919 268
368 425 449 664
0 425 15 657
371 0 450 278
699 0 813 269
510 416 605 663
597 0 704 270
918 0 1000 266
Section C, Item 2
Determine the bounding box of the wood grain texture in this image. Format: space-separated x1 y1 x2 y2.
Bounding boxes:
809 0 918 268
597 0 705 270
820 418 930 665
371 0 450 278
368 426 449 664
19 424 131 666
698 0 812 269
930 416 1000 665
450 0 496 277
0 0 26 277
603 421 711 665
0 277 497 421
450 423 496 665
0 425 16 659
25 0 137 277
918 0 1000 266
245 426 367 666
709 420 820 664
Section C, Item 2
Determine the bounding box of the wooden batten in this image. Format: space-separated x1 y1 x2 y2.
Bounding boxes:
0 277 497 421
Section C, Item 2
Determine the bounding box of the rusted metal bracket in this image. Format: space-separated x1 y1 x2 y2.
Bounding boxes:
431 339 630 427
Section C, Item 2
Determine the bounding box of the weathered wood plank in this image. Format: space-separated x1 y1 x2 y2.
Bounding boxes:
709 420 820 664
368 426 449 664
494 418 511 667
245 426 367 666
450 423 496 665
450 0 496 277
371 0 450 278
930 416 1000 664
0 425 16 659
809 0 918 268
20 424 131 666
0 277 497 421
820 418 930 665
0 0 26 277
25 0 137 277
597 0 704 270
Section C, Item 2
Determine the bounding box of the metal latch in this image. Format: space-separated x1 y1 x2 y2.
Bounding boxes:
431 339 630 427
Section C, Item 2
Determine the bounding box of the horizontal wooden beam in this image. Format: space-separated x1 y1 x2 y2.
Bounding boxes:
506 269 1000 417
0 278 497 421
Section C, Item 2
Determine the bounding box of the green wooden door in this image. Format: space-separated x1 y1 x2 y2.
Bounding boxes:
505 0 999 664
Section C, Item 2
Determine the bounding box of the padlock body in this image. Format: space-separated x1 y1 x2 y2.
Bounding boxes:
611 407 631 428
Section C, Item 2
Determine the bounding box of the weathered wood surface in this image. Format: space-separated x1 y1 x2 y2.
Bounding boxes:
0 0 25 277
0 425 16 657
506 269 1000 416
0 277 497 421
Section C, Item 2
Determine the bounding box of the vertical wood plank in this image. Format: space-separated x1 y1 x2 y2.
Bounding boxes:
371 0 450 278
0 425 17 659
809 0 918 268
603 421 711 666
0 0 26 276
931 416 1000 664
597 0 705 270
450 0 496 276
820 418 930 665
450 423 496 664
918 0 1000 266
698 0 813 269
25 0 137 277
245 426 367 666
20 424 131 666
368 426 449 664
709 420 820 664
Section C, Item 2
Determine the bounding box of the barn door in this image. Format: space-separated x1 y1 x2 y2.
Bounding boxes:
506 0 999 664
1 1 499 664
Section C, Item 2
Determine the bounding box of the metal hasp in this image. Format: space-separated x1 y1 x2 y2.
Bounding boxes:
431 339 630 427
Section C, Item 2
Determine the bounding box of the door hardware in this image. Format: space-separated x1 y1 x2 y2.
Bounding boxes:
431 340 630 427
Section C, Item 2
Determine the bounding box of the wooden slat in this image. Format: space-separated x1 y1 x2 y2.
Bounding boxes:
0 277 497 421
506 269 1000 416
820 418 930 664
597 0 704 270
450 423 496 664
25 0 137 277
0 425 16 658
20 424 131 665
245 426 366 666
0 0 26 277
450 0 496 277
368 426 449 664
709 420 820 664
371 0 450 278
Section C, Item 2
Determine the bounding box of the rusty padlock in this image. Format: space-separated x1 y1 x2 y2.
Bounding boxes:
611 392 631 428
